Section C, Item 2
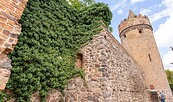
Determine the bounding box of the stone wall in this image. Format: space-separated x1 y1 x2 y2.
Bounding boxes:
0 0 28 90
62 29 148 102
26 28 149 102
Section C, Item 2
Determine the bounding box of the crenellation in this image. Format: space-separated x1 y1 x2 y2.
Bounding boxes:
118 10 151 36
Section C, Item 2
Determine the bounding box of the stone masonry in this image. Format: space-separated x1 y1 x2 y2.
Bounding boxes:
28 28 149 102
0 0 28 90
63 28 149 102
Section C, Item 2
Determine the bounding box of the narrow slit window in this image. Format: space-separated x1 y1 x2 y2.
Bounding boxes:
123 34 126 38
76 53 83 68
148 54 152 62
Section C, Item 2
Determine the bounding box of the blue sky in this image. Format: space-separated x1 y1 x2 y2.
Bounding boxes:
95 0 173 70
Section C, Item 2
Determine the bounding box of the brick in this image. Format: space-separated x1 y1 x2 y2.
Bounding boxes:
4 24 13 31
0 16 7 23
18 0 28 5
0 22 5 28
2 29 10 36
0 1 15 11
7 19 15 26
19 1 26 9
0 38 4 46
0 11 16 22
0 69 10 77
15 8 23 18
0 0 9 6
0 33 8 39
4 43 11 48
13 0 19 4
0 47 5 53
12 25 21 34
0 28 3 32
8 38 13 43
12 38 18 44
11 2 23 11
10 33 18 38
0 4 6 11
6 9 21 19
3 0 11 3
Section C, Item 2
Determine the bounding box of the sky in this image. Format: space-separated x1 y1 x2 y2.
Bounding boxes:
95 0 173 70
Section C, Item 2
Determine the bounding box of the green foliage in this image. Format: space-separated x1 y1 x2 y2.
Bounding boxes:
169 83 173 89
0 0 112 101
82 0 95 5
0 91 10 102
108 25 113 32
165 69 173 84
69 0 84 10
79 2 112 27
165 69 173 90
0 91 6 102
68 0 95 10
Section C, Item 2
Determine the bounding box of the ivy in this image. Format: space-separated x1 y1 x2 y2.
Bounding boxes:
0 91 8 102
1 0 112 101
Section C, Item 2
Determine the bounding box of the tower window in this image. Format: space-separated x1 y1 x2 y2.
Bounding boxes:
76 53 83 68
139 30 142 33
148 54 152 62
123 34 126 38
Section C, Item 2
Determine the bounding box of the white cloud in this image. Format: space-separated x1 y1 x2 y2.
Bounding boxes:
153 0 173 70
162 0 173 7
140 9 151 15
162 51 173 70
150 0 173 22
154 11 173 48
153 0 173 48
150 9 172 23
130 0 144 4
111 0 127 14
117 10 123 14
111 0 145 14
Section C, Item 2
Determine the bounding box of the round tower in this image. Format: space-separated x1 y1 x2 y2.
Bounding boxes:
118 10 172 101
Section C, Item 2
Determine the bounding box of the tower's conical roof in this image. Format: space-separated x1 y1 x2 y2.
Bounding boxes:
128 10 136 19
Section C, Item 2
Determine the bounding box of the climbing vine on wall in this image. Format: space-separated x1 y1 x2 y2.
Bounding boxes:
0 0 112 101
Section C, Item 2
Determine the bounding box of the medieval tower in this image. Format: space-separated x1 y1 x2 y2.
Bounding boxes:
118 10 172 101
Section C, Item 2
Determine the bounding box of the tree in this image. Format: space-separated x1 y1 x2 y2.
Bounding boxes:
82 0 95 5
165 69 173 83
165 69 173 89
68 0 83 10
68 0 95 10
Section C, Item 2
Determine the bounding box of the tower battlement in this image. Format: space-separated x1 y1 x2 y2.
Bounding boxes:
118 10 152 37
